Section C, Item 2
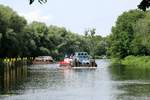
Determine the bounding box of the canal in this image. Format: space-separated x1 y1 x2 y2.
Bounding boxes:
0 59 150 100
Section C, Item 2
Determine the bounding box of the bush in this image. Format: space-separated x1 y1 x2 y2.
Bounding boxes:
121 55 150 68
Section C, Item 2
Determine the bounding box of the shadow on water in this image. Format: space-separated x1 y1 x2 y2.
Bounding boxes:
109 63 150 100
109 64 150 80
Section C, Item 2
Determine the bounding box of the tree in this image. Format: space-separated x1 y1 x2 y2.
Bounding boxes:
109 10 145 58
0 5 27 58
83 28 107 57
0 4 106 59
83 28 96 57
138 0 150 11
29 0 47 5
131 11 150 55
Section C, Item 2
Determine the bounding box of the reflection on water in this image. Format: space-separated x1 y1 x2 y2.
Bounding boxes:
109 64 150 80
1 60 150 100
0 64 27 94
109 64 150 100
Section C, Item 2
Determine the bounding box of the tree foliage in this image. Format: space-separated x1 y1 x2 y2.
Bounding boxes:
0 5 107 60
131 12 150 55
29 0 47 4
138 0 150 11
28 0 150 11
108 10 145 58
108 9 150 58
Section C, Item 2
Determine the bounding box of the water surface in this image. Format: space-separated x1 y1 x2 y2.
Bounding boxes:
0 60 150 100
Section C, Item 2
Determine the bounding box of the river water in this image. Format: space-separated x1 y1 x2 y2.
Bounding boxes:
0 59 150 100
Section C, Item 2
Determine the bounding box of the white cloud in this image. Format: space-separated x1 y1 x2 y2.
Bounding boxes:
19 9 54 24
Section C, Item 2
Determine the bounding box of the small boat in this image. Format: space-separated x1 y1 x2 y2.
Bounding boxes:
32 56 53 64
59 58 72 66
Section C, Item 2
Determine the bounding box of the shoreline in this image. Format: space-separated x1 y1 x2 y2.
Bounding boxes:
111 56 150 68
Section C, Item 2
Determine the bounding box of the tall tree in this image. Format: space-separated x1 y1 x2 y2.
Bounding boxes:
131 11 150 55
29 0 47 4
0 5 27 57
109 10 145 58
138 0 150 11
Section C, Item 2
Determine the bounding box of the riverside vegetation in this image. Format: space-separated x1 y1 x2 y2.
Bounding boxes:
1 4 150 67
108 9 150 67
0 5 107 61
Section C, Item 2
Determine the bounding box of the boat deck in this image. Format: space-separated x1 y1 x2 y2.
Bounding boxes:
72 67 97 69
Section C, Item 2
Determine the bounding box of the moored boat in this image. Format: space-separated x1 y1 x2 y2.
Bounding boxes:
32 56 53 64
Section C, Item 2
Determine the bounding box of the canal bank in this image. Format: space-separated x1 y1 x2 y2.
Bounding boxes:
111 56 150 68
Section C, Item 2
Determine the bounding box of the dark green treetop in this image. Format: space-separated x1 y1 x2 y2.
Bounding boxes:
29 0 150 11
138 0 150 11
29 0 47 4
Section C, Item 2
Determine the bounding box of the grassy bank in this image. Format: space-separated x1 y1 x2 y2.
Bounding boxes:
121 56 150 68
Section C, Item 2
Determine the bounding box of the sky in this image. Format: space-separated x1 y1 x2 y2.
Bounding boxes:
0 0 141 37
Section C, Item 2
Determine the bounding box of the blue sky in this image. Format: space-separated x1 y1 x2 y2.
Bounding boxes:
1 0 141 36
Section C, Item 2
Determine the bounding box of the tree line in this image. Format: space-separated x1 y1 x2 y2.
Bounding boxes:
107 9 150 58
0 5 107 60
24 0 150 60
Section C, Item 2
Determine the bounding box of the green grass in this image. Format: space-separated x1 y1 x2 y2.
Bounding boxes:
121 55 150 68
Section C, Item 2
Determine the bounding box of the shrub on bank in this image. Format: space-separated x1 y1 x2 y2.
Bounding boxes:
121 56 150 68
